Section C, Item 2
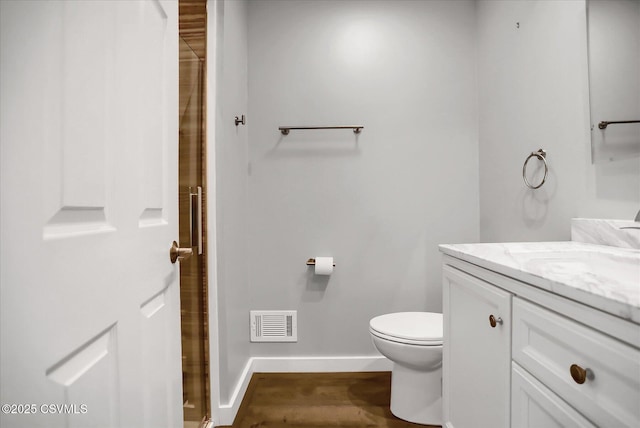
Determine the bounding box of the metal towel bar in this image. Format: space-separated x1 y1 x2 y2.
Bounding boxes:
598 120 640 129
279 125 363 135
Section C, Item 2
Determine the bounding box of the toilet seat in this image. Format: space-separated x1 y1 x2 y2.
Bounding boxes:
370 312 442 346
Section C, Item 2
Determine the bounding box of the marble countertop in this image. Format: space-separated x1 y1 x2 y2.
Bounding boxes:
439 241 640 324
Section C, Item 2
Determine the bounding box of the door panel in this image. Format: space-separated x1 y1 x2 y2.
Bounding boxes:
0 1 181 427
138 0 168 225
40 1 112 238
46 325 119 428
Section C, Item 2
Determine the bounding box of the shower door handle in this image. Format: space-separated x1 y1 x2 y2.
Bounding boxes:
190 186 203 255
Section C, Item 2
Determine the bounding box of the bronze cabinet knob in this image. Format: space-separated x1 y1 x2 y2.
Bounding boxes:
570 364 588 384
489 314 503 328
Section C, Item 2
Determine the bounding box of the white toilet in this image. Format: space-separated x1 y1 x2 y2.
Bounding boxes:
369 312 443 425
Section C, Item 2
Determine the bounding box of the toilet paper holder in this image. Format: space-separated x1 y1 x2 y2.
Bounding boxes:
306 258 335 267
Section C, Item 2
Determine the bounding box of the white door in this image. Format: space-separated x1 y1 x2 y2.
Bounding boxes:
0 1 182 427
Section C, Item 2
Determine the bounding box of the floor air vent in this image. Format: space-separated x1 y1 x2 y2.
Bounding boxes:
250 310 297 342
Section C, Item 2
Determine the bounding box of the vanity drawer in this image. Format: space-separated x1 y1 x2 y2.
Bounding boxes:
513 297 640 427
512 362 597 428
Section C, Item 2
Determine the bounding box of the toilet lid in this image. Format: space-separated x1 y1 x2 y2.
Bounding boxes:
370 312 443 344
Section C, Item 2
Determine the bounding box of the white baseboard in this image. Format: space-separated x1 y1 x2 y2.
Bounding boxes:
216 358 255 425
252 355 392 373
215 355 391 425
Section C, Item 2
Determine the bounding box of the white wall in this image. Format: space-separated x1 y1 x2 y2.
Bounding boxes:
246 0 479 358
210 0 251 406
477 0 640 243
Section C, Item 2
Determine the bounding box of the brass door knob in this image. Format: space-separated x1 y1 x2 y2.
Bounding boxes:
570 364 588 384
170 241 193 264
489 314 503 328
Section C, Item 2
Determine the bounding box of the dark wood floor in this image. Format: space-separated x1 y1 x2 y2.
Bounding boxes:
216 372 440 428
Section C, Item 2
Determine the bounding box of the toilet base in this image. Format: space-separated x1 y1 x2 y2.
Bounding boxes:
390 362 442 425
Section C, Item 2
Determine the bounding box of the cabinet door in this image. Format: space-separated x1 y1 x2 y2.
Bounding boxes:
443 265 511 428
512 362 597 428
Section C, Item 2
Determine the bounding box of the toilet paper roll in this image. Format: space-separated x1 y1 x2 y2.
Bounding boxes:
314 257 334 275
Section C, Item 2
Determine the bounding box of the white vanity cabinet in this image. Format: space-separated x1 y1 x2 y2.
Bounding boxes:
442 265 511 428
442 255 640 428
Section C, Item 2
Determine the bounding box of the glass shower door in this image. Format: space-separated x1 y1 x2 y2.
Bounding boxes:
179 36 209 428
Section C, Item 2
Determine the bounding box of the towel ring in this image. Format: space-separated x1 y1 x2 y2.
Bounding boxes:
522 149 547 189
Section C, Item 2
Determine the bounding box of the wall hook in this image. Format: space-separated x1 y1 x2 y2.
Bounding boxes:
235 115 246 126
